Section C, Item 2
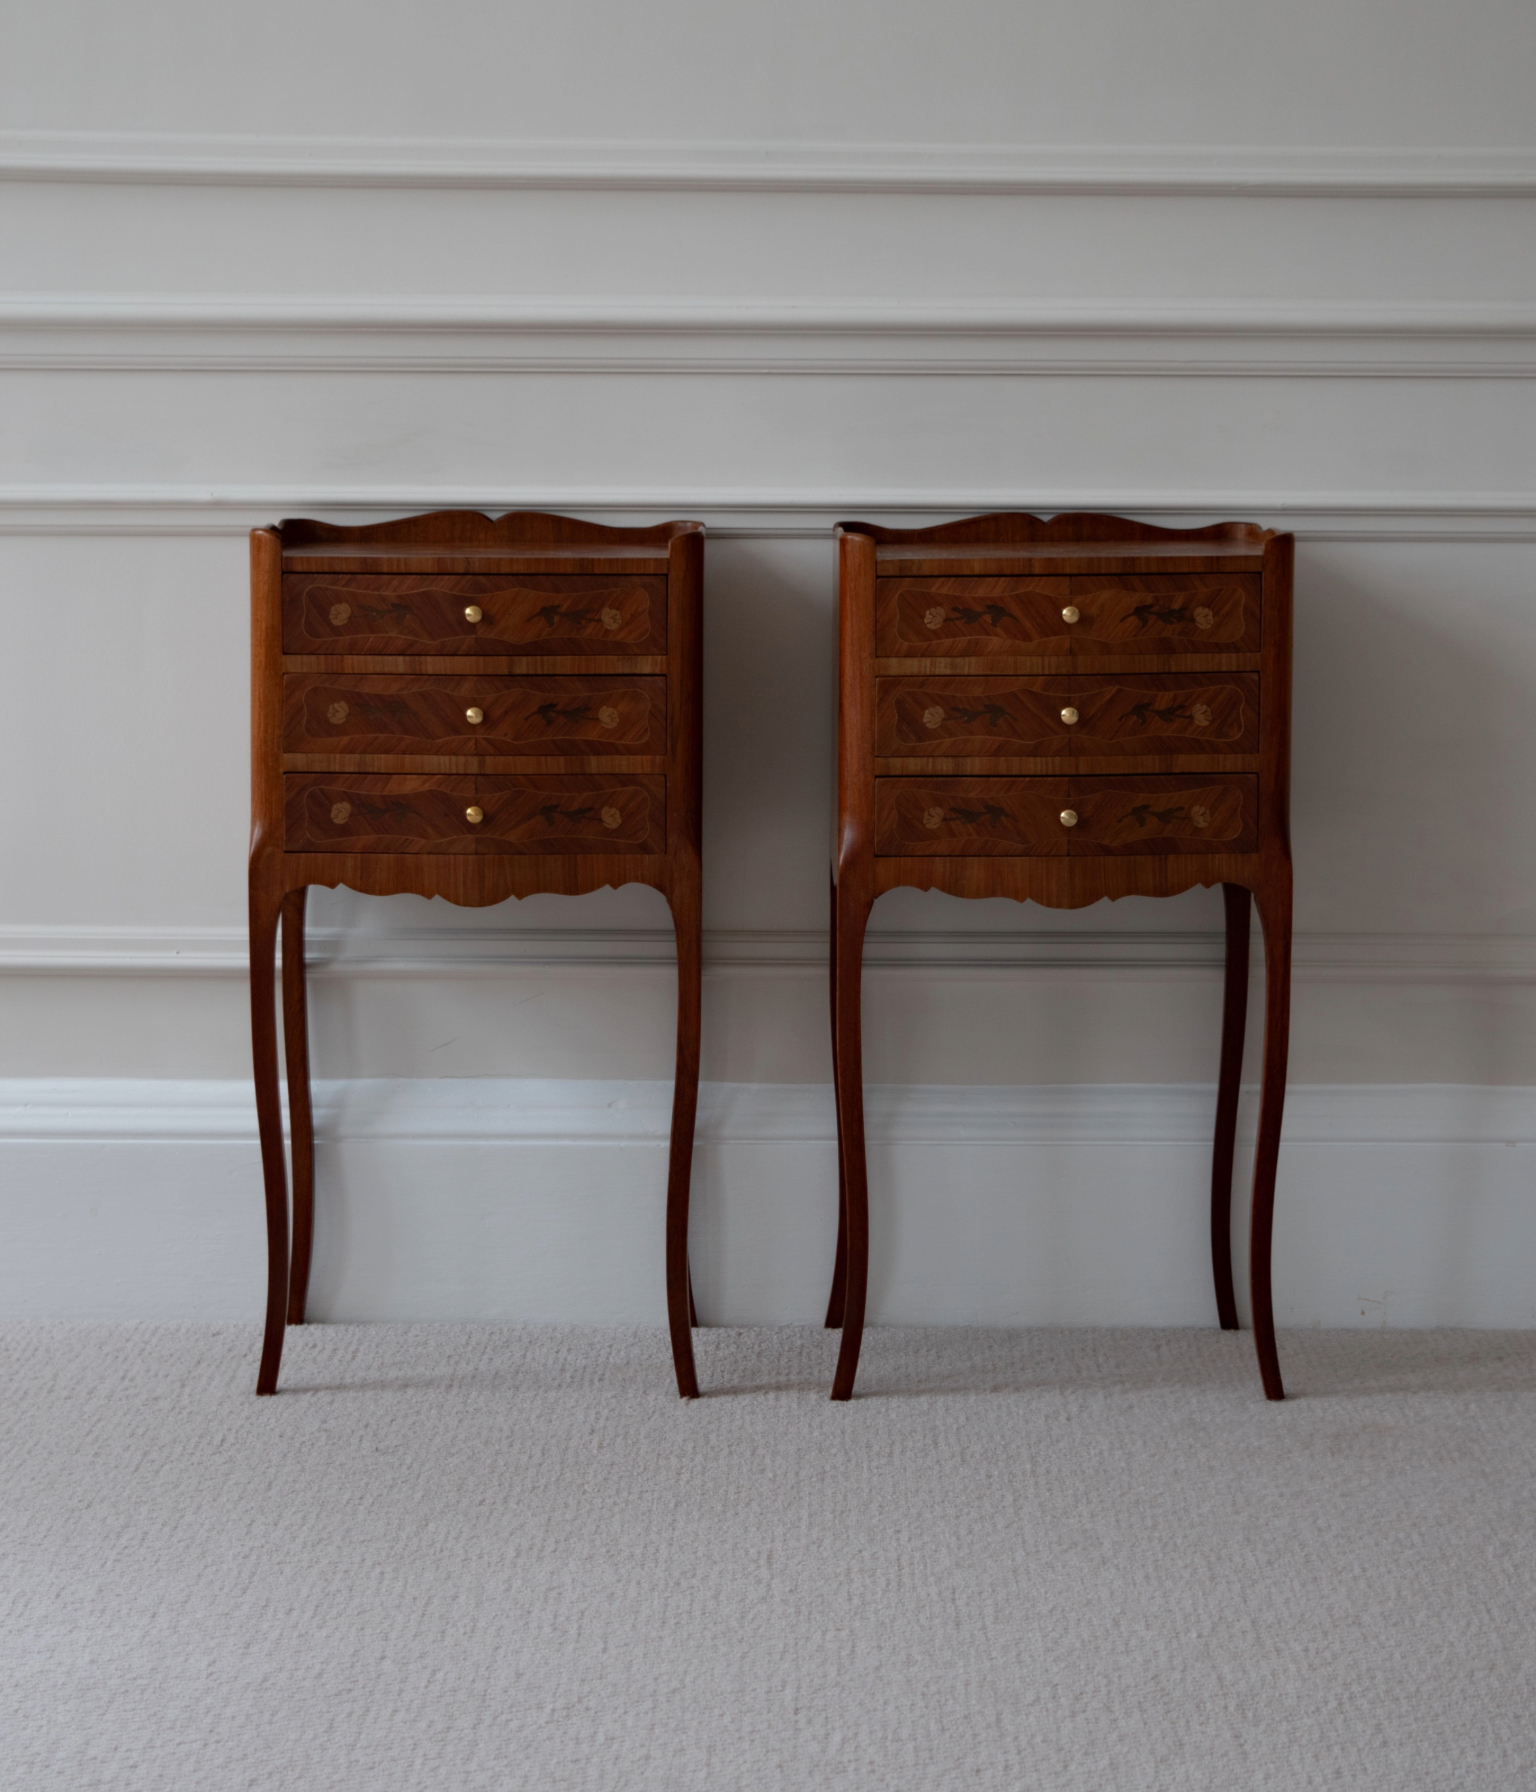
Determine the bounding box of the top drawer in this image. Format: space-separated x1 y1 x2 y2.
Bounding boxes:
283 574 668 656
876 574 1260 658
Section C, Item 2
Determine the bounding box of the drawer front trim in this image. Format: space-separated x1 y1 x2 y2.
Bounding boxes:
876 574 1259 658
283 574 667 656
874 774 1258 857
284 772 666 856
282 673 667 757
875 673 1258 758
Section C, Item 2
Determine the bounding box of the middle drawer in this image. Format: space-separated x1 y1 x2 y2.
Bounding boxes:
875 672 1257 759
283 674 667 757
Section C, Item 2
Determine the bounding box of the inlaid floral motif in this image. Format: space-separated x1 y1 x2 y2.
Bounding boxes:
922 706 944 729
601 807 622 830
922 806 944 829
1191 703 1213 727
329 802 351 824
601 607 623 629
598 706 619 728
328 603 351 625
1191 805 1212 828
924 607 945 630
326 701 349 724
1193 606 1215 629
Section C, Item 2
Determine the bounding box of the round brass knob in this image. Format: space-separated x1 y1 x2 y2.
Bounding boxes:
465 706 484 725
463 605 483 623
465 805 484 824
1059 809 1078 828
1061 605 1080 624
1060 706 1079 725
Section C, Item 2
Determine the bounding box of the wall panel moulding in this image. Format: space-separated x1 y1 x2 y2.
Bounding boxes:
5 133 1536 196
3 297 1536 379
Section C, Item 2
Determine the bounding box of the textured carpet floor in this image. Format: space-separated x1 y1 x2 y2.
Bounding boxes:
2 1325 1534 1791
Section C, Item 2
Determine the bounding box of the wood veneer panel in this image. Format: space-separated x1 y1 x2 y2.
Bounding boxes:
874 777 1072 857
282 574 667 656
282 673 666 757
877 574 1258 658
1067 773 1257 855
875 672 1257 759
284 771 665 856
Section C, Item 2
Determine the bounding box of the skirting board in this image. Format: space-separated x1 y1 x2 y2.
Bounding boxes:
3 1079 1534 1330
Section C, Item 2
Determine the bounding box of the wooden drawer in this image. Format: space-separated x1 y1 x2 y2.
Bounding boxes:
875 673 1258 758
876 573 1259 657
282 674 666 757
875 774 1257 856
284 772 666 855
282 574 667 656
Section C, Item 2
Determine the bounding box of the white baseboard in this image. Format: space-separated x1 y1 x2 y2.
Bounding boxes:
3 1078 1533 1330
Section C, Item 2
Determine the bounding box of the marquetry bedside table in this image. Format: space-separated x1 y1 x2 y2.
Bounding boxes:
249 510 704 1398
826 512 1293 1400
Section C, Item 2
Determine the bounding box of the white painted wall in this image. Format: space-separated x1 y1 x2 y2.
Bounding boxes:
1 0 1533 1326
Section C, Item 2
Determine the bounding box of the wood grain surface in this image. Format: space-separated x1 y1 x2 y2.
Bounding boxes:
282 673 667 757
877 574 1259 657
283 574 667 657
875 673 1257 758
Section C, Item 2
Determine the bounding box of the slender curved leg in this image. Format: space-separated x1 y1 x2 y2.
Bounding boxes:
830 879 873 1400
1249 867 1293 1400
825 876 849 1327
1210 883 1251 1331
250 865 290 1394
665 863 702 1398
282 888 315 1326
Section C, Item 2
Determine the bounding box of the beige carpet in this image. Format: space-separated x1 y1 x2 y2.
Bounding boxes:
2 1324 1534 1791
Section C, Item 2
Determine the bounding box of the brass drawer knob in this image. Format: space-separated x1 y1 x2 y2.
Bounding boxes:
1059 809 1078 828
465 805 484 824
463 605 483 623
1061 605 1080 624
465 706 484 725
1060 706 1079 725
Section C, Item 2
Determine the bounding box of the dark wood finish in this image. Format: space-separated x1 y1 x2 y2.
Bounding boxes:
831 514 1293 1402
1211 883 1251 1333
283 573 668 657
281 888 315 1327
283 771 667 856
251 511 706 1399
877 673 1258 761
282 673 667 758
877 573 1259 659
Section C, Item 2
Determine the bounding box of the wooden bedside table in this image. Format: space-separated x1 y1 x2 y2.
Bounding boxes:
249 510 704 1398
826 512 1293 1400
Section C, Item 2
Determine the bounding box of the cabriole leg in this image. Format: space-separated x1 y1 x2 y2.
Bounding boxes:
1249 868 1293 1400
665 865 703 1398
825 877 849 1328
281 888 315 1326
830 879 873 1401
1210 883 1251 1331
250 867 290 1394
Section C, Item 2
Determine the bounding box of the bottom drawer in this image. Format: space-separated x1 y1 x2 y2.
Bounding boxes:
285 772 665 855
875 774 1257 857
